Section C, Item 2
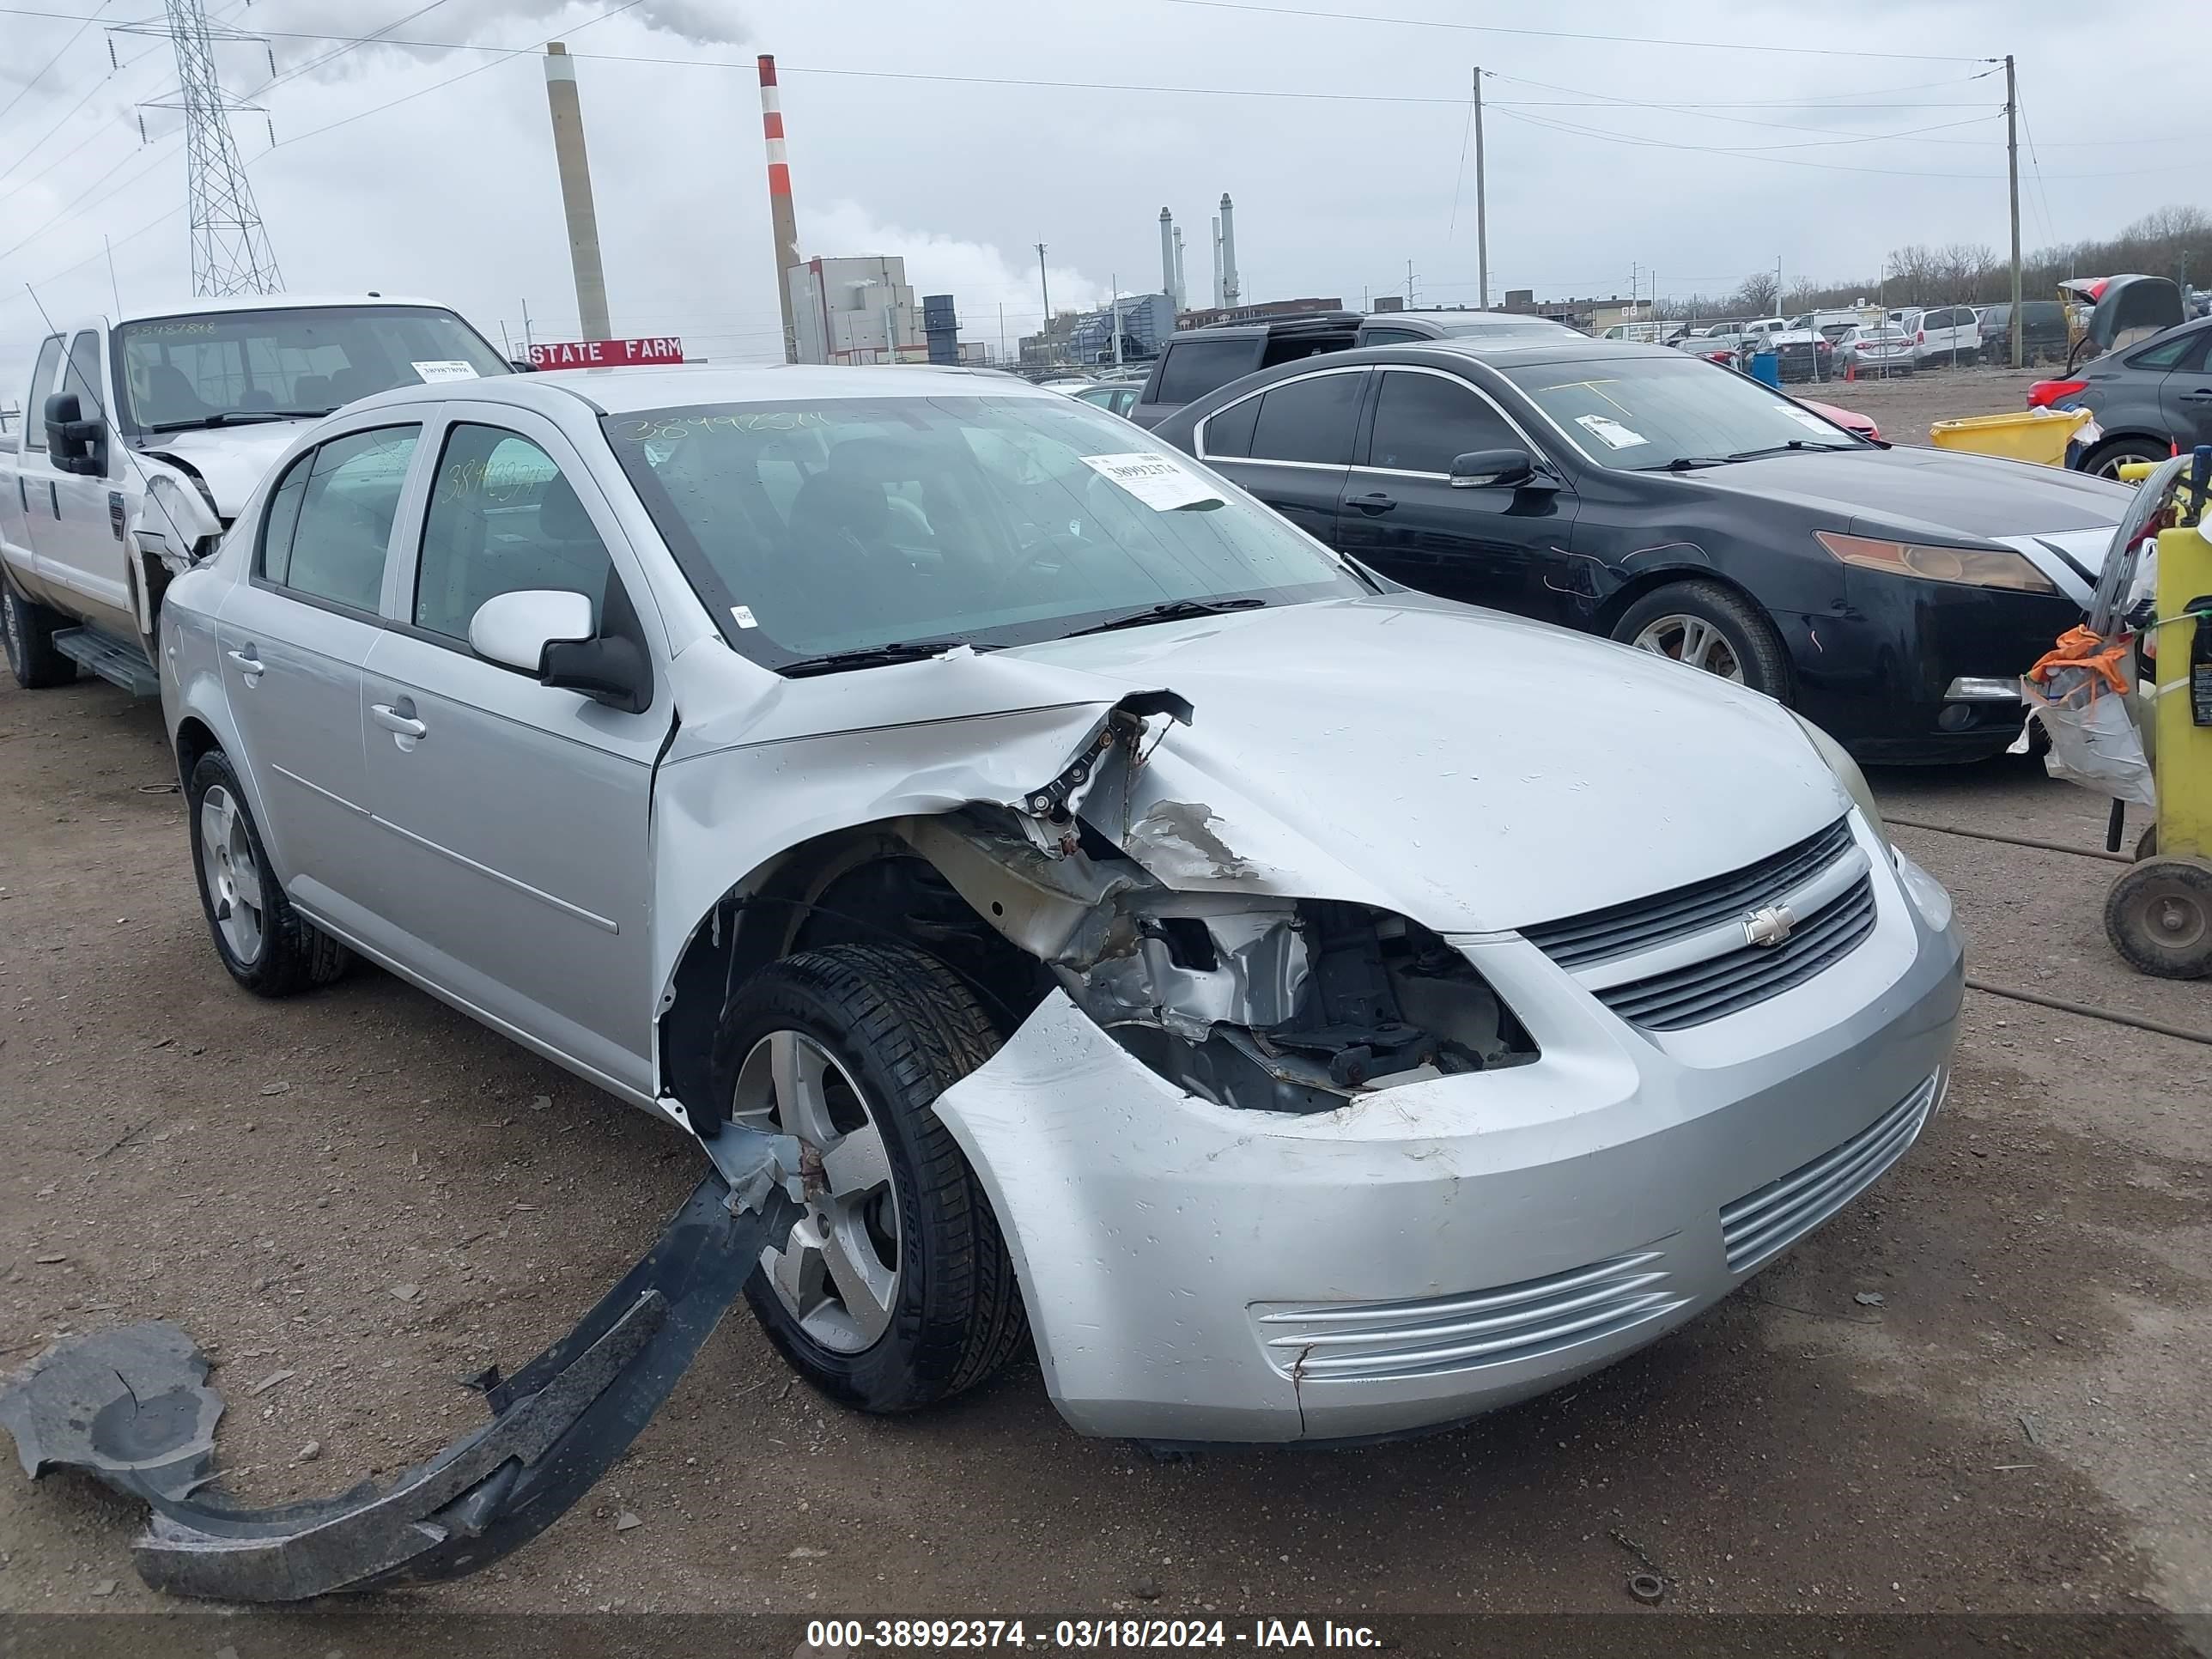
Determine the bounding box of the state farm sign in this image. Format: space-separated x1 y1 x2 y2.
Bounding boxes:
526 337 684 369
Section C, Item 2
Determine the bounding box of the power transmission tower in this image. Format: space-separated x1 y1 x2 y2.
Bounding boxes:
117 0 283 296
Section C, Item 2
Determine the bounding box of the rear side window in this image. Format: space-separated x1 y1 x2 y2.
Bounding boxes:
2129 333 2206 371
259 425 420 612
22 335 63 451
1201 394 1261 459
1153 338 1261 404
1248 373 1363 465
414 423 614 642
1358 327 1423 346
1367 371 1518 473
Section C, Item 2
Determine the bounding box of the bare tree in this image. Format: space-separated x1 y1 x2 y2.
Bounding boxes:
1731 270 1779 317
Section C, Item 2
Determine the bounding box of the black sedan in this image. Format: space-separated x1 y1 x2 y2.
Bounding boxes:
2032 313 2212 477
1152 338 2135 762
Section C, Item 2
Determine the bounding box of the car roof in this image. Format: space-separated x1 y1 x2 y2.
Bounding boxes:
337 362 1062 418
1376 309 1570 328
1343 337 1687 370
111 294 468 325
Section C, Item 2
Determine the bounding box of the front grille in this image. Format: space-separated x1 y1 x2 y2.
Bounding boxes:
1596 872 1876 1030
1252 1250 1687 1384
1525 817 1856 971
1720 1072 1939 1274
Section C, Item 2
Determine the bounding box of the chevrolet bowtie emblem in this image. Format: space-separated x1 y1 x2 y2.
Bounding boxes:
1743 904 1797 947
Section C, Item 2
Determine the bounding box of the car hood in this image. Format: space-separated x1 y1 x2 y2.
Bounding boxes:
137 421 318 519
1676 446 2132 606
673 596 1852 937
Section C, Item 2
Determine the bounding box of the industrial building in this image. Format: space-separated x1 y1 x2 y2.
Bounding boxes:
787 255 921 364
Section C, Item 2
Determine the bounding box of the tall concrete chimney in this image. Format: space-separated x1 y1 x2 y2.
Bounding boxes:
1158 208 1176 310
1211 216 1224 307
758 55 802 363
1173 225 1186 314
1219 192 1240 307
542 44 611 341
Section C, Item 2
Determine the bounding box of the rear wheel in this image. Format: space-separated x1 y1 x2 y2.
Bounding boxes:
185 750 351 996
2106 858 2212 979
1611 580 1792 701
2 581 77 690
2080 435 2172 480
714 944 1026 1413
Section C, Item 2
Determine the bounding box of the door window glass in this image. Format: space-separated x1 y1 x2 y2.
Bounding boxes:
1153 338 1260 404
23 336 62 451
1248 373 1363 465
1202 394 1260 458
261 425 419 611
415 423 615 642
64 331 105 418
1367 371 1520 473
2130 332 2204 371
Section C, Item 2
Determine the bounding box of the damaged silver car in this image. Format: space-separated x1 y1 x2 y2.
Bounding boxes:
156 365 1963 1446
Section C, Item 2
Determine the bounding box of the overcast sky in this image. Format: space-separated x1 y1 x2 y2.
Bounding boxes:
0 0 2199 393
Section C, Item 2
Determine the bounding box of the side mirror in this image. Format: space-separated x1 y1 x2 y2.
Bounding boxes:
467 588 650 714
43 392 105 477
1449 448 1545 489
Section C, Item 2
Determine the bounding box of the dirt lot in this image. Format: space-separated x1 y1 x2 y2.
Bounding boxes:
1802 365 2045 446
2 670 2208 1655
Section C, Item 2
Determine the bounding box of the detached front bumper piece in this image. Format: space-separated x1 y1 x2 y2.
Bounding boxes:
0 1170 788 1601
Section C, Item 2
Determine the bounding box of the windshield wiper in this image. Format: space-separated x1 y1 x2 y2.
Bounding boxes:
774 640 986 678
143 410 330 432
1639 455 1733 472
1723 440 1855 460
1060 597 1267 638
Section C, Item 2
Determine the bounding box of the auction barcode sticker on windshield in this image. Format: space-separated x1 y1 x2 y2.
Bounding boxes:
411 361 480 383
1080 453 1224 512
1785 407 1835 433
1574 414 1649 449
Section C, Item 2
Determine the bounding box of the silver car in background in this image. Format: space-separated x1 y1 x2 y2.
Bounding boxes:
158 365 1963 1443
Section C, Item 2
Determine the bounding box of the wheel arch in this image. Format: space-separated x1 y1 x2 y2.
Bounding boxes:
1592 560 1765 637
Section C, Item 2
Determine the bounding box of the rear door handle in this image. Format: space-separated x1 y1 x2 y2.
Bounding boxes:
370 702 427 739
226 647 264 681
1352 492 1397 514
2181 387 2212 403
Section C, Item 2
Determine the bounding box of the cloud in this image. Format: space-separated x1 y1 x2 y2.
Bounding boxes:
254 0 747 77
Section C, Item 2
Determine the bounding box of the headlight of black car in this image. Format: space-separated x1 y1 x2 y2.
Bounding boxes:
1815 532 2057 594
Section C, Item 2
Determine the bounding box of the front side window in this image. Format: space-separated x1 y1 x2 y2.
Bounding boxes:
1504 354 1869 472
64 331 105 418
1248 372 1363 465
415 424 615 641
1367 371 1519 473
22 335 63 451
603 395 1365 670
116 306 505 434
259 425 420 611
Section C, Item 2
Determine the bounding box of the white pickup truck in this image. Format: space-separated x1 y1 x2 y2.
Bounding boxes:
3 295 508 692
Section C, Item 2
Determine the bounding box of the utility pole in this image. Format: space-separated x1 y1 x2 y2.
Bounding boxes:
1473 67 1489 311
2005 52 2023 369
1111 273 1121 367
1035 242 1050 331
997 302 1006 365
1406 258 1415 306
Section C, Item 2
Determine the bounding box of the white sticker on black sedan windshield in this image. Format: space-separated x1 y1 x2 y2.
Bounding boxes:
1786 407 1835 432
411 360 479 383
1080 453 1224 511
1574 414 1649 450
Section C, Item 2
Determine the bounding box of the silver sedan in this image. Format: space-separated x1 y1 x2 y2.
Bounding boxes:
159 366 1962 1443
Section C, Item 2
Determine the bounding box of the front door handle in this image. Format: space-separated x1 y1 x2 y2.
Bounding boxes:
2181 387 2212 403
370 702 427 739
226 646 264 682
1351 492 1397 514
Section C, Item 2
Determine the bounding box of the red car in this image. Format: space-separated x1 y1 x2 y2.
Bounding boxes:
1799 398 1880 442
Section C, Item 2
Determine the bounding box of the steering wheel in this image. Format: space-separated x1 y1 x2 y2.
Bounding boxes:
1004 525 1094 583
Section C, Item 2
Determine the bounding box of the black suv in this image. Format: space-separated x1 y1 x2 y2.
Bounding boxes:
1978 301 2069 367
1129 309 1573 429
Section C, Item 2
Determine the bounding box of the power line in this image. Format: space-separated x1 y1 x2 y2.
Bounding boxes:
1484 67 2008 143
0 0 108 126
1151 0 1998 62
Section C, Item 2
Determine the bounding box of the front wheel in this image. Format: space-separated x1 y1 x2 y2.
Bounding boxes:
2080 435 2172 480
2106 858 2212 979
1610 580 1793 701
713 944 1027 1413
3 582 78 690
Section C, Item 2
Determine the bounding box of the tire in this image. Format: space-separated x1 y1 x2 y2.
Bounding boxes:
1610 579 1793 702
714 943 1026 1413
2081 435 2172 480
2 580 78 690
2105 857 2212 979
185 750 352 997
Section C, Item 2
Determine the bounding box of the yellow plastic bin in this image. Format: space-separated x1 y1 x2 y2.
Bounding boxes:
1927 407 2094 466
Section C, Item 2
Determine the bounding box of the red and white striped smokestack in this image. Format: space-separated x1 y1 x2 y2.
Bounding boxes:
759 54 801 363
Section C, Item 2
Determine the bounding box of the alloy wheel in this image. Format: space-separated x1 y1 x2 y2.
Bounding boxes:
3 592 21 672
732 1030 901 1353
1630 614 1746 682
197 784 266 964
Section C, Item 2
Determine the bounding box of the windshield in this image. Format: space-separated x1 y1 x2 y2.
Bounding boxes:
115 305 507 432
1502 353 1866 471
603 395 1366 669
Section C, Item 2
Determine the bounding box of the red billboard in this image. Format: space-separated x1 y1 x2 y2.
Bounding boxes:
526 337 684 369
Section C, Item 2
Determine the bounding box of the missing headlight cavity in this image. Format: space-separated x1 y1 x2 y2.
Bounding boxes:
1089 899 1537 1115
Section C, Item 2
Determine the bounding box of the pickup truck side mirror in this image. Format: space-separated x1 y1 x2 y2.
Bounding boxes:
1450 447 1554 490
468 587 652 714
43 392 106 477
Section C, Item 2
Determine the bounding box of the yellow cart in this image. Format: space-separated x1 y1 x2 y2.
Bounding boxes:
1929 407 2094 467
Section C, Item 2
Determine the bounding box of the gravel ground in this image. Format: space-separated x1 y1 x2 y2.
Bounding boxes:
1 672 2207 1656
1799 365 2047 447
